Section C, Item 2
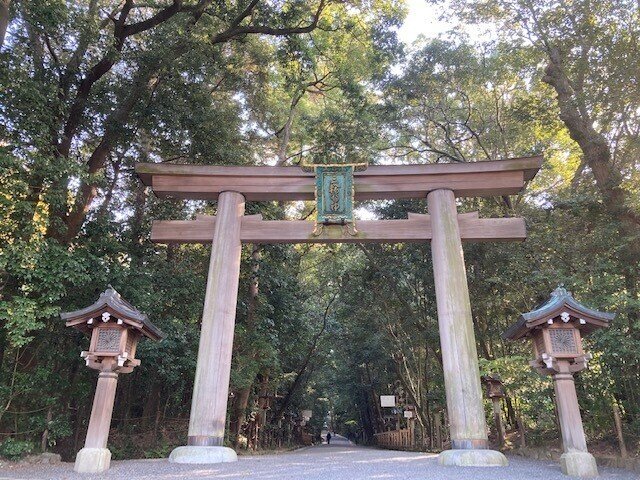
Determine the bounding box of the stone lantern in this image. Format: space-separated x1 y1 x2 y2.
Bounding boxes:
504 286 614 478
61 288 163 473
481 374 506 447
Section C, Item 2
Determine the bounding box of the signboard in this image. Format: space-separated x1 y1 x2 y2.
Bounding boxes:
380 395 396 407
303 163 366 235
404 410 414 418
315 165 356 225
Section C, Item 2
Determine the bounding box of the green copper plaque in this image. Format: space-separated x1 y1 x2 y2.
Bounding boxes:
315 165 355 225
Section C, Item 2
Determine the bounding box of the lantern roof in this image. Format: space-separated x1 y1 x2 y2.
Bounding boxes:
61 287 164 340
504 286 614 341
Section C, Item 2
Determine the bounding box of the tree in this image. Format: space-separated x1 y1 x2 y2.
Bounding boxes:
440 0 640 304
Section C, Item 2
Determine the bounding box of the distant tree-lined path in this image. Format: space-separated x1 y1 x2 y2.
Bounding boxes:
1 437 637 480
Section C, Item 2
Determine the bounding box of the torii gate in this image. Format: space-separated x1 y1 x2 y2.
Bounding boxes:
136 156 542 466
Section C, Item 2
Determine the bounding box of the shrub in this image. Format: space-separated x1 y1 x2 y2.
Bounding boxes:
0 438 34 460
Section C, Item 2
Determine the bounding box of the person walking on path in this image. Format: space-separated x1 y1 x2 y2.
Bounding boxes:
326 432 332 445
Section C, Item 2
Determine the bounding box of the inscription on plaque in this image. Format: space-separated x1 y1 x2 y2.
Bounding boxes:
315 165 355 225
549 328 578 354
96 329 121 352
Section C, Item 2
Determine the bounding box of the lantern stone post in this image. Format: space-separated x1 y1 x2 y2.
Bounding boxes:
428 188 508 466
61 288 164 473
169 190 245 464
83 370 118 452
504 286 614 478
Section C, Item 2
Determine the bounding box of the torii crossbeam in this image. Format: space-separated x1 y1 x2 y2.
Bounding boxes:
136 155 543 467
151 212 526 244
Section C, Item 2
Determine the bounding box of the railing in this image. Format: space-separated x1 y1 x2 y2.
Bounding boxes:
374 428 415 450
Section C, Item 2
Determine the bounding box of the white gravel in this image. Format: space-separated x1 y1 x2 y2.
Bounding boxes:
0 435 637 480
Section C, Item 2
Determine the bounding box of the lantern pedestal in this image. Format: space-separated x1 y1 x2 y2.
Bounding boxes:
169 446 237 464
552 369 598 478
438 449 508 467
74 447 111 473
560 451 598 478
74 371 118 473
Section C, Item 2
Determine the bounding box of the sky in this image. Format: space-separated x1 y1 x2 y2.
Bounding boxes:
396 0 453 45
396 1 496 46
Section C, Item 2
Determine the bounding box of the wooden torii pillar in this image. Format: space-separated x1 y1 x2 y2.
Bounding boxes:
136 156 542 466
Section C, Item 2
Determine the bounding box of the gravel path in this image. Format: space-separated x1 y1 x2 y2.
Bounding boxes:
0 436 637 480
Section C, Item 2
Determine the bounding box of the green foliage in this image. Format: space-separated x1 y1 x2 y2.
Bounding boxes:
0 438 34 460
142 442 174 460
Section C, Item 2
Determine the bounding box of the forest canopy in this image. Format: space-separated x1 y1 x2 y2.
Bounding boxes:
0 0 638 460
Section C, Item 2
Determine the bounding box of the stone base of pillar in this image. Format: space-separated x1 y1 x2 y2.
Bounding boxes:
169 446 237 464
438 449 508 467
74 447 111 473
560 451 598 478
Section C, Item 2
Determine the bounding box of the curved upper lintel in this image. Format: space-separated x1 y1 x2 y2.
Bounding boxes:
135 156 543 202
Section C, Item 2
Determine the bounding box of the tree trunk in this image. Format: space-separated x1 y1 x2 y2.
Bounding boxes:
434 412 443 449
491 397 505 448
96 160 121 221
230 245 261 442
141 384 161 429
0 328 6 376
516 412 526 448
612 400 627 458
129 181 148 266
542 50 640 230
504 395 517 428
229 386 251 446
276 102 295 165
0 0 10 49
119 375 133 429
365 363 385 433
40 406 52 452
246 246 260 326
393 355 427 431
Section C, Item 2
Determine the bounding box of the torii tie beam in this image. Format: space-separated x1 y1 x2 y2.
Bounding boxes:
136 156 542 466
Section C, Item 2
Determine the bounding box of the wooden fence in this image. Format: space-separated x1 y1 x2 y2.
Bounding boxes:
373 428 415 450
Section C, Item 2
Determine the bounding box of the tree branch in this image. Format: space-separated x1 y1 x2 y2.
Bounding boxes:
211 0 326 43
122 0 184 36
